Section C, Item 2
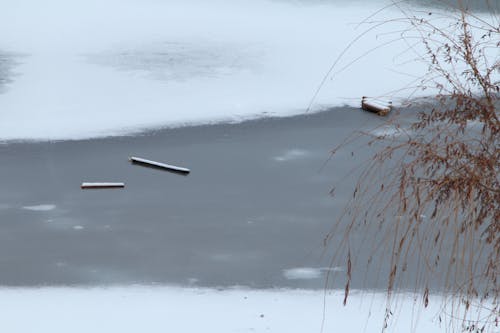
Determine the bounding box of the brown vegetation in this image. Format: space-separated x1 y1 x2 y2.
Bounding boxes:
327 1 499 331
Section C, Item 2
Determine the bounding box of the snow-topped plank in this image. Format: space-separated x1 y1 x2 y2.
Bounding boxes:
129 156 190 175
361 97 392 116
81 182 125 189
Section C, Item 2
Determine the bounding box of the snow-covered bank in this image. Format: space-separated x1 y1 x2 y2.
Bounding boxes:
0 0 495 141
0 0 432 141
0 287 452 332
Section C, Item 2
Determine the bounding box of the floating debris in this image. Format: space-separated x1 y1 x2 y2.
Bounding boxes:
361 96 392 116
81 182 125 189
129 156 190 175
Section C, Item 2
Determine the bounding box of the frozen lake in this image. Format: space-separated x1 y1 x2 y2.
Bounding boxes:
0 0 441 141
0 107 478 333
0 1 496 331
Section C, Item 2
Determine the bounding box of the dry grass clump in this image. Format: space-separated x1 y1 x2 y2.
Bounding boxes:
326 1 499 331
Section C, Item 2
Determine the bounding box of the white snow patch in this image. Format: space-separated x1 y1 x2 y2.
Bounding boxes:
0 287 462 333
22 204 56 211
81 182 124 188
187 278 199 285
363 99 392 110
0 0 452 141
370 125 408 138
284 267 345 280
274 149 308 162
283 267 322 280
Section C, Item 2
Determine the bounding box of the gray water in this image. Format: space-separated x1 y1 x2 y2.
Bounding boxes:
0 108 396 289
282 0 499 12
0 106 484 292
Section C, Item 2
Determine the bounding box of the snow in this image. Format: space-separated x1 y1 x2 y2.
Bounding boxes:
0 0 435 141
0 287 454 333
81 182 125 188
22 204 56 211
370 125 408 138
273 149 309 162
283 267 345 280
283 267 322 280
362 100 391 111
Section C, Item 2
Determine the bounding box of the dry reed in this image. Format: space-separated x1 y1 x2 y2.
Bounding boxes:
325 1 499 331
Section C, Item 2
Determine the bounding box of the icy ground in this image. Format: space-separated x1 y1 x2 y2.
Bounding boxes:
0 287 454 333
0 0 432 141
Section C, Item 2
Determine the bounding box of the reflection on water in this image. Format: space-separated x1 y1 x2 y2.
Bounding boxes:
87 42 258 82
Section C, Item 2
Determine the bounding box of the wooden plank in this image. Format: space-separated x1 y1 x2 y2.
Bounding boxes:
361 97 392 116
129 156 190 175
81 182 125 189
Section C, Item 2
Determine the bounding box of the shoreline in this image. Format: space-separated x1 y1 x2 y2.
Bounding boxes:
0 105 366 144
0 286 451 333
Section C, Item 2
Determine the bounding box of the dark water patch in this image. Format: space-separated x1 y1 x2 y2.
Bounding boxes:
408 0 500 12
279 0 499 13
0 105 485 292
0 108 387 289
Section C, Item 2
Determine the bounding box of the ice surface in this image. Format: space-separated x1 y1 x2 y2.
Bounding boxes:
0 287 461 332
0 0 439 141
273 149 309 162
22 204 56 211
0 0 494 141
283 267 322 280
283 267 345 280
370 125 408 138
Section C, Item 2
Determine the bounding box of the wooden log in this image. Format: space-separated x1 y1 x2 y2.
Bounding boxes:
361 96 392 116
81 182 125 189
129 156 190 175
